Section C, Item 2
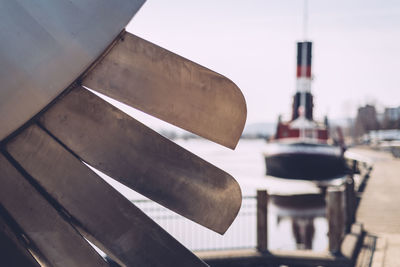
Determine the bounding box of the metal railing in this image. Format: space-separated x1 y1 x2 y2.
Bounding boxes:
133 196 257 251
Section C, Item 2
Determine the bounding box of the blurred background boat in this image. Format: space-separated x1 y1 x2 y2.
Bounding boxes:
264 41 348 181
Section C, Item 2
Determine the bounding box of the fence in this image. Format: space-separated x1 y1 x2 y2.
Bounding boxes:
132 188 345 253
133 196 257 251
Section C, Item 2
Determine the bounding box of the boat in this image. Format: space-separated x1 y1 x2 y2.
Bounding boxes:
264 41 348 180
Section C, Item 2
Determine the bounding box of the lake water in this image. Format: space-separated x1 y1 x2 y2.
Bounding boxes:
98 138 331 252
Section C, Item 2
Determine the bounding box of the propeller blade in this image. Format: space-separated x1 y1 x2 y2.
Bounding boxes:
82 31 246 149
6 125 208 267
0 154 109 267
0 214 40 267
39 86 241 234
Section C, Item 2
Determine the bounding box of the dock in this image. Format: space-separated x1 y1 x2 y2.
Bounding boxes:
192 146 400 266
353 147 400 267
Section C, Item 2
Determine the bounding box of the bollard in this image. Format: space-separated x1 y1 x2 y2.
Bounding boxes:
257 190 269 252
326 187 345 254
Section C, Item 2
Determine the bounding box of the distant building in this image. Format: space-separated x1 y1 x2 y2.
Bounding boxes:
382 106 400 129
355 105 380 136
385 107 400 121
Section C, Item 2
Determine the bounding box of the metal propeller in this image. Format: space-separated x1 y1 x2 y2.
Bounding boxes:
0 212 41 267
0 1 247 266
0 154 109 267
38 86 242 234
6 125 206 267
82 31 246 149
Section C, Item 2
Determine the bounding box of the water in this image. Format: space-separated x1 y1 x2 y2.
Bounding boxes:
98 138 329 252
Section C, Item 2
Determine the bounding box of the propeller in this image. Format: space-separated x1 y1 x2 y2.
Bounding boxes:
0 154 109 267
0 0 247 266
38 86 241 234
6 125 207 267
82 31 246 149
0 0 146 140
0 213 40 267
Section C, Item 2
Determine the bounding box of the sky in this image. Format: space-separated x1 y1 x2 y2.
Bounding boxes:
124 0 400 128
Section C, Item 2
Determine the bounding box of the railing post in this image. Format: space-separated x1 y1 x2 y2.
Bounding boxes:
257 190 268 252
351 159 360 178
326 187 345 254
345 177 356 233
352 160 358 176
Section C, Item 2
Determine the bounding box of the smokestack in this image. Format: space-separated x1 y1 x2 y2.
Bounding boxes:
297 41 312 79
292 41 313 120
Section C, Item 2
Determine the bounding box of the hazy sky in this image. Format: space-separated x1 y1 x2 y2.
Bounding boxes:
125 0 400 127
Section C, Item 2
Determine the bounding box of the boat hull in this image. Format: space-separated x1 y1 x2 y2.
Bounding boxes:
264 143 348 180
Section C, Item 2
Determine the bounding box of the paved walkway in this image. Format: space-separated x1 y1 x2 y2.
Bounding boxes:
348 147 400 267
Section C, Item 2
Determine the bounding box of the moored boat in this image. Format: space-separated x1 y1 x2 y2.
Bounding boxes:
264 41 347 180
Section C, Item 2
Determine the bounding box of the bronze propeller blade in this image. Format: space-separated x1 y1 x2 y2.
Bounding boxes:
0 214 40 267
83 31 247 149
6 125 208 267
0 154 108 267
38 86 241 234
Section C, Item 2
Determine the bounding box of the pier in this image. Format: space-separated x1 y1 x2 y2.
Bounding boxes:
191 146 399 267
354 147 400 267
